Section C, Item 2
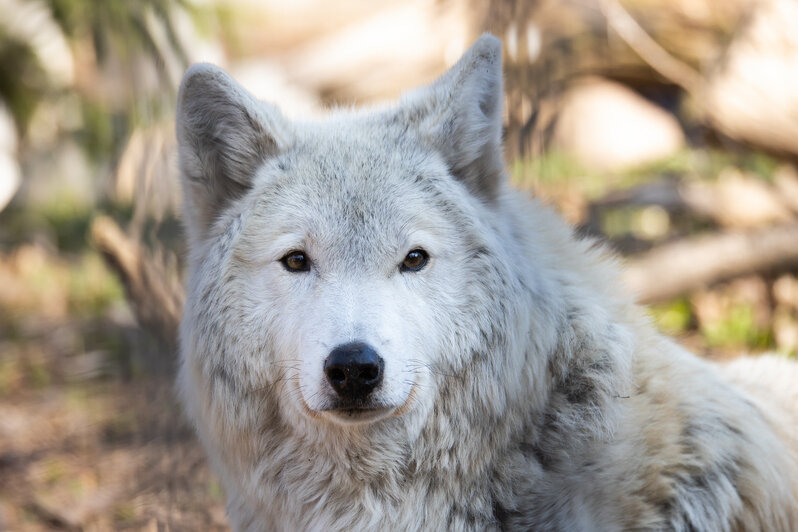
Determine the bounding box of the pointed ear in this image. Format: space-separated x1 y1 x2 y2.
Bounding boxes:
400 34 505 200
176 64 291 242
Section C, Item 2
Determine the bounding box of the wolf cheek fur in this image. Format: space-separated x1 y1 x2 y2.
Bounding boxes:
176 35 798 531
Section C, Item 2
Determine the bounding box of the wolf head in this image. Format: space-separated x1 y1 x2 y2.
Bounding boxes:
177 36 543 432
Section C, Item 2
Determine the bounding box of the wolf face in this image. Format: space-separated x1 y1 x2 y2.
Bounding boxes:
177 36 537 429
214 130 484 426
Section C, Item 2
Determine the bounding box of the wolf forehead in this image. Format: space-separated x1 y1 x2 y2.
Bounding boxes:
242 124 475 239
266 121 441 194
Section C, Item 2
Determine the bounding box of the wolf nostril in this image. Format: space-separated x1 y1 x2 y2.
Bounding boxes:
327 367 346 384
324 342 384 400
360 365 378 382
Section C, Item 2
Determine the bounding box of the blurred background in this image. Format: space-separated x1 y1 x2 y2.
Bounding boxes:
1 0 797 529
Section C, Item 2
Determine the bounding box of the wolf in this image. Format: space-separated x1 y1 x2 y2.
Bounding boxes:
175 35 798 530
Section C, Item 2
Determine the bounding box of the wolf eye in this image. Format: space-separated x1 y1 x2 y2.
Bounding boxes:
400 249 429 272
281 251 310 272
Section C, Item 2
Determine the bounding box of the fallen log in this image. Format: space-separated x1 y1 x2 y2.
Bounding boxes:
623 222 798 304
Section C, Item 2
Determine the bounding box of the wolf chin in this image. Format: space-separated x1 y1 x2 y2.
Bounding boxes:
176 35 798 530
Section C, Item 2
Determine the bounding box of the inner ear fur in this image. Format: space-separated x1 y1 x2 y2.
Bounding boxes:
176 64 290 242
399 34 505 200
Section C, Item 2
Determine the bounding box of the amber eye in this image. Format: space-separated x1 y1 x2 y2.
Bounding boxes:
401 249 429 272
281 251 310 272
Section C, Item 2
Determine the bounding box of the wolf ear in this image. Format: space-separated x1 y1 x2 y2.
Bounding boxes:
176 64 291 242
400 34 505 200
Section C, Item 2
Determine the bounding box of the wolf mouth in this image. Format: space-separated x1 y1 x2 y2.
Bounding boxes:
322 404 395 422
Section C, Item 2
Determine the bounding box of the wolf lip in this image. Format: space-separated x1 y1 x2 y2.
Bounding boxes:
323 403 394 421
323 401 389 413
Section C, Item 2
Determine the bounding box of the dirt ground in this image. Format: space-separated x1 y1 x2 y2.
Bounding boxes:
0 246 229 531
0 376 228 531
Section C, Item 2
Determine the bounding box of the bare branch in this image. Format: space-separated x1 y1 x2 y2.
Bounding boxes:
90 216 183 352
598 0 703 94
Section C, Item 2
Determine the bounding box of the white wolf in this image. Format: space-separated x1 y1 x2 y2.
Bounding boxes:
176 35 798 530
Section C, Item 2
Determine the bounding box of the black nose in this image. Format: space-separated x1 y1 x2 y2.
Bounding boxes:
324 342 384 400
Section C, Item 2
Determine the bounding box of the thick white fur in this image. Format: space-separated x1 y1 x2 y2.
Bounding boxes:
176 35 798 530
